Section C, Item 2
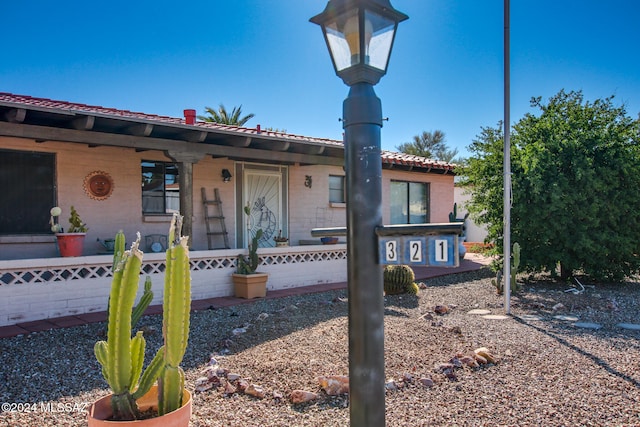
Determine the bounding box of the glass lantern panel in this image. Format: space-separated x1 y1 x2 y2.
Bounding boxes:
364 10 395 71
325 10 360 71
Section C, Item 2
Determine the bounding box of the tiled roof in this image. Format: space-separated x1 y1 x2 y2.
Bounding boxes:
0 92 454 172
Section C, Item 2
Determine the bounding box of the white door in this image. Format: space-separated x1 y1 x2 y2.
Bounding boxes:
243 169 283 248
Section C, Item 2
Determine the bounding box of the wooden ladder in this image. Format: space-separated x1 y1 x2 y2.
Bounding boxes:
201 187 230 249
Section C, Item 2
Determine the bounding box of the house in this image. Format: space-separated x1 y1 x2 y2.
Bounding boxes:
0 93 456 326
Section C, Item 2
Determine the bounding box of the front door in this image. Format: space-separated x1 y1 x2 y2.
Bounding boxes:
242 167 286 248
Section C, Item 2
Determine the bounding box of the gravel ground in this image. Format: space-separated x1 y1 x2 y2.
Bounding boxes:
1 268 639 426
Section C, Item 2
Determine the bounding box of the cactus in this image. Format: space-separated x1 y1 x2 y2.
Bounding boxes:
383 265 416 295
158 214 191 415
67 205 88 233
94 215 191 420
237 202 263 274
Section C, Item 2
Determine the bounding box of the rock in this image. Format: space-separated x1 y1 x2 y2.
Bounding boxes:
402 373 413 383
290 390 318 404
273 390 284 401
434 305 449 315
223 381 237 395
201 366 219 380
317 375 349 395
473 354 488 365
227 372 241 382
449 356 463 368
232 327 247 335
257 312 269 321
237 378 250 391
419 377 434 387
474 347 497 364
420 313 434 321
194 376 214 393
552 303 565 311
384 380 398 391
460 356 479 368
245 384 265 399
444 369 458 381
435 363 454 373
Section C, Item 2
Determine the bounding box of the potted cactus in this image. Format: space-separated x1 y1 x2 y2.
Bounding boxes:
232 203 268 298
50 205 88 257
87 214 192 426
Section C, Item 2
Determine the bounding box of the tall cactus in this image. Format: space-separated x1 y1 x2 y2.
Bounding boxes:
93 215 191 420
158 214 191 415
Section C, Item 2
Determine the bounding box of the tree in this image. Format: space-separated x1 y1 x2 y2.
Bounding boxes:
197 104 255 126
461 90 640 281
396 130 459 163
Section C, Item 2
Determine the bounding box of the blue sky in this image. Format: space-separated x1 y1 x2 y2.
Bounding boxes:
2 0 639 159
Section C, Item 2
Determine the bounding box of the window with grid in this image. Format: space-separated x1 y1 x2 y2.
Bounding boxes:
329 175 346 203
141 161 180 214
0 149 56 234
390 180 429 224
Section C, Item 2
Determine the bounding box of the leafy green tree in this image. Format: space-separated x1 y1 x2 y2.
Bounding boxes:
396 130 459 162
198 104 255 126
461 90 640 281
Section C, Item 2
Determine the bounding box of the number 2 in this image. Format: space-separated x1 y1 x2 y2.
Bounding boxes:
409 240 422 263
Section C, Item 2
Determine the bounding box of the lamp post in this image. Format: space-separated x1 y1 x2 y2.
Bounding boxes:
311 2 407 426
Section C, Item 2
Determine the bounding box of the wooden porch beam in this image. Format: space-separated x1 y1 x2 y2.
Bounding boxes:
72 115 95 130
4 108 26 123
0 121 344 166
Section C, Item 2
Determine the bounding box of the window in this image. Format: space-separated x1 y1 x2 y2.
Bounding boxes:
329 175 345 203
0 149 56 234
141 161 180 214
390 181 429 224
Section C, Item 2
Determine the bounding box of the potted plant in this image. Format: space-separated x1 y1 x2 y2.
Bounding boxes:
232 203 268 299
88 214 192 426
273 229 288 247
50 205 88 257
449 203 469 260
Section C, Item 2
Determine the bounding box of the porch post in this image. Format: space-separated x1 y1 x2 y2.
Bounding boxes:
166 151 204 244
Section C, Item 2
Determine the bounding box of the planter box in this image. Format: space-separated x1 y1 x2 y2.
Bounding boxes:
232 273 268 299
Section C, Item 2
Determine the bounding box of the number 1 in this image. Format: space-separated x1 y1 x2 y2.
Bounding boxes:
435 239 448 262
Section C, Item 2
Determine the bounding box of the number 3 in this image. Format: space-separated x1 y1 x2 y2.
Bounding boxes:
386 240 398 262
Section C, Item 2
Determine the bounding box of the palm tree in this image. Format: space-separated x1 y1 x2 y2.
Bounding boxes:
197 104 255 126
396 130 459 162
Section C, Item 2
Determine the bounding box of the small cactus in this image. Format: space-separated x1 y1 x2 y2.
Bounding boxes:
383 265 416 295
67 205 88 233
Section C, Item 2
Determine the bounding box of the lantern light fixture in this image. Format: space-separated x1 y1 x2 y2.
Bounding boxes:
310 0 408 86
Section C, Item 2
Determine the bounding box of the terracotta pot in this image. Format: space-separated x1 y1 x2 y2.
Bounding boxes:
232 273 268 298
55 233 86 257
87 385 191 427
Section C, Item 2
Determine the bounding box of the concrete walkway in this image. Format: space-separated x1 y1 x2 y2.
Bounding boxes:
0 253 492 339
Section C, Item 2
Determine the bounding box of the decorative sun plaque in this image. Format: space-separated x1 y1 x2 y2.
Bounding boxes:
83 171 114 201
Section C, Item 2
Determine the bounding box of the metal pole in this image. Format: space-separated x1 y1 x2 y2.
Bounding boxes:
342 81 385 426
503 0 512 314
